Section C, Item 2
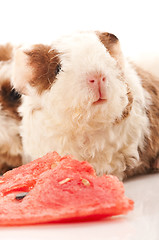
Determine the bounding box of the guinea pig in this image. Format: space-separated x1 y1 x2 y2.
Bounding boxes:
4 31 159 180
0 44 22 174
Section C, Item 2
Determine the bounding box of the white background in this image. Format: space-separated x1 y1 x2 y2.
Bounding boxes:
0 0 159 58
0 1 159 239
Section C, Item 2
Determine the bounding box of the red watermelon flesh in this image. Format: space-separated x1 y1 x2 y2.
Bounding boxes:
0 152 133 225
0 152 61 195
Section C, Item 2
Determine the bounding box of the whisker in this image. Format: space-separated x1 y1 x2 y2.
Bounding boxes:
47 77 52 85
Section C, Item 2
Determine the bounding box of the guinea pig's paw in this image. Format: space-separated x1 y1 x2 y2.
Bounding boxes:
152 157 159 172
126 156 141 169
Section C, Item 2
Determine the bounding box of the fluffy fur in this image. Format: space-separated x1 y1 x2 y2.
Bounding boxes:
0 46 22 173
0 31 158 180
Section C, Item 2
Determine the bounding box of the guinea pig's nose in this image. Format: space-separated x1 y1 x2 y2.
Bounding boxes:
89 76 106 85
87 74 107 101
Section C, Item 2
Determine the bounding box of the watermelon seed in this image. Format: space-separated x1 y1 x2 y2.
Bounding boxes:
59 178 71 185
82 178 90 186
51 163 57 169
15 192 29 200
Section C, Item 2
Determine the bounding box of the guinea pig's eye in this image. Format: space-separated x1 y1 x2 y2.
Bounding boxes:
9 88 21 102
55 63 62 76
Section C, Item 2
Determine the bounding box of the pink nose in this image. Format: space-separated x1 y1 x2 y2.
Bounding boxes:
88 74 107 101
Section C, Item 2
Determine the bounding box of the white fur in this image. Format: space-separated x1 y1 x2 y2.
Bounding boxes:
0 60 12 84
12 48 33 94
0 61 22 158
0 106 22 156
15 32 150 180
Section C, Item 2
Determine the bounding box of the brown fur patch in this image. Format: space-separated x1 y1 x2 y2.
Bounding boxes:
0 59 22 174
114 83 133 125
0 152 22 175
25 44 60 94
0 44 13 61
0 80 21 121
97 32 124 68
97 32 119 52
125 64 159 177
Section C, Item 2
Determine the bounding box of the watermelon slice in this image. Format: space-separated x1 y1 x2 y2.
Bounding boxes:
0 152 133 225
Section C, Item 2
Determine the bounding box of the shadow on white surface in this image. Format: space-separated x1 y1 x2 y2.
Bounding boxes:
0 174 158 240
0 217 134 240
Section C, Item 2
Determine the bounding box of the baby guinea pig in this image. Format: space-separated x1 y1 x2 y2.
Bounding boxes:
11 31 159 180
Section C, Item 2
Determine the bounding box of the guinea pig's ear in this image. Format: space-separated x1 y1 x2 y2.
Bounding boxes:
12 44 60 95
97 32 124 69
12 46 33 95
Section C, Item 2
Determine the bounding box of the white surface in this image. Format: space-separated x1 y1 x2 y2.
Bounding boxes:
0 0 159 57
0 173 158 240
